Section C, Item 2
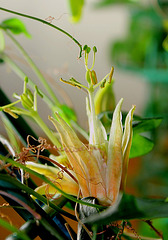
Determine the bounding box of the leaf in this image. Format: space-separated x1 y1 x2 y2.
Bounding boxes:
0 18 31 37
94 0 136 8
130 117 162 158
130 134 154 158
59 104 77 122
84 194 168 227
67 0 84 22
0 218 31 240
158 0 168 15
132 117 162 134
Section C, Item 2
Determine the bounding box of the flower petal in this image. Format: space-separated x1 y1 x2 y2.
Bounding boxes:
49 114 106 200
26 162 79 196
106 98 123 204
121 105 136 190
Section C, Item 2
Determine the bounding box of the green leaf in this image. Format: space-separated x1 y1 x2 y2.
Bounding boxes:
0 18 31 38
130 117 162 158
84 194 168 227
94 0 137 8
158 0 168 15
0 29 5 51
130 134 154 158
59 104 77 122
0 218 31 240
132 117 162 134
67 0 84 22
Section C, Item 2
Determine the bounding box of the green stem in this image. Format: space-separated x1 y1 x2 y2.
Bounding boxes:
84 52 89 70
0 7 83 57
0 99 21 109
88 87 99 144
32 111 61 148
5 31 60 106
90 52 96 71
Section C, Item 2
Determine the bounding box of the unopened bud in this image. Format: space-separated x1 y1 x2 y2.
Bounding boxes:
93 46 97 53
21 93 33 109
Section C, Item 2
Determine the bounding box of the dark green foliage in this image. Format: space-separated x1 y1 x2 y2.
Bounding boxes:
84 194 168 226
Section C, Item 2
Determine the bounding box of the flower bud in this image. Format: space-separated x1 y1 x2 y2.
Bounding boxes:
21 93 33 109
94 81 115 115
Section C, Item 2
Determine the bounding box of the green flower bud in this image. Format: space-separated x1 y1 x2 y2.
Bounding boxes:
86 47 91 54
93 46 97 53
21 93 33 109
94 81 115 115
26 89 34 102
83 45 88 51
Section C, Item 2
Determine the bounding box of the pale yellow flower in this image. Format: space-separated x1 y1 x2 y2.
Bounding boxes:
27 98 135 206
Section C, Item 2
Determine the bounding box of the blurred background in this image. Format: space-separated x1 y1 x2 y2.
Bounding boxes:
1 0 168 238
0 0 149 135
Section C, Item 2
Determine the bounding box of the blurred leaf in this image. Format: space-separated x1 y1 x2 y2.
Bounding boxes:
0 18 31 38
111 7 168 82
0 58 4 63
139 217 168 239
163 34 168 51
2 117 21 154
59 104 77 122
94 0 139 8
84 194 168 227
130 134 154 158
67 0 84 22
0 218 31 240
133 117 162 134
158 0 168 15
130 117 162 158
0 29 5 52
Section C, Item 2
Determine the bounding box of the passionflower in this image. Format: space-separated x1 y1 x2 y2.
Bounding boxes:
27 98 135 206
